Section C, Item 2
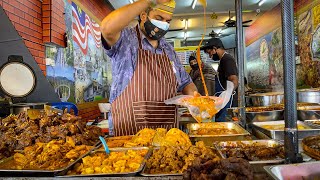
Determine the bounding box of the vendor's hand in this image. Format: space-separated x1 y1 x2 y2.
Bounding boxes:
193 91 201 97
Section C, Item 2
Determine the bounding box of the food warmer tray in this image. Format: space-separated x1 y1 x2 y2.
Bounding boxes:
0 145 96 177
304 120 320 129
187 122 251 145
251 120 320 140
140 146 222 177
58 147 150 177
214 140 284 164
264 161 320 180
215 140 285 173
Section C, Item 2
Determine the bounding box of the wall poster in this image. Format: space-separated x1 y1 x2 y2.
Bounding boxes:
46 1 112 103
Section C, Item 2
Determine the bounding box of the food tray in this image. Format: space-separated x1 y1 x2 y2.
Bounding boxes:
302 135 320 160
140 146 221 177
251 120 320 140
59 147 150 177
304 120 320 129
0 145 96 177
103 135 134 148
264 162 320 180
214 140 284 164
187 122 251 145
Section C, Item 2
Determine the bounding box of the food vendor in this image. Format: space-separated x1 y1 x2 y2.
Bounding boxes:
201 38 239 122
100 0 197 136
189 53 216 96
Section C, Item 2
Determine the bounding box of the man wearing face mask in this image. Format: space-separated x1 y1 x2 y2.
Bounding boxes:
100 0 198 136
201 38 239 122
189 53 216 96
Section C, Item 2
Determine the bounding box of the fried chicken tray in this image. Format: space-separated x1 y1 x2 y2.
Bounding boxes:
252 121 320 140
302 135 320 160
214 140 285 164
140 141 222 177
187 122 251 145
58 147 150 177
104 128 192 148
0 138 97 177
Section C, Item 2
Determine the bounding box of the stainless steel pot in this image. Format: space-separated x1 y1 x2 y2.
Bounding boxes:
246 110 284 124
249 92 284 107
297 88 320 104
10 103 46 115
297 106 320 120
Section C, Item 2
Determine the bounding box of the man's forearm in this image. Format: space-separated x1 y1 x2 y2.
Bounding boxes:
228 75 239 91
101 0 151 42
182 83 198 96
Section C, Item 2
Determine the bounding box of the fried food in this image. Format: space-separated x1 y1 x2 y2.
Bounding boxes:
182 94 219 123
194 128 238 135
145 141 219 174
124 128 156 147
67 149 148 175
152 128 167 146
106 128 191 148
0 139 92 170
245 105 284 112
106 136 133 148
302 135 320 160
219 142 284 161
183 157 254 180
188 123 240 136
0 111 103 160
260 124 309 130
161 128 192 146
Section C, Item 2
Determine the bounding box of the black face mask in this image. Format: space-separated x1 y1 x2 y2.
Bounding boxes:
191 64 199 70
144 18 168 40
212 53 220 61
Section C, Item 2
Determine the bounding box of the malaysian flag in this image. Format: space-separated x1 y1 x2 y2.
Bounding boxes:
72 2 101 55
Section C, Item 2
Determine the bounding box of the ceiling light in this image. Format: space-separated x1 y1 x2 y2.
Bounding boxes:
185 19 188 30
129 0 134 3
184 32 187 40
192 0 198 9
258 0 267 6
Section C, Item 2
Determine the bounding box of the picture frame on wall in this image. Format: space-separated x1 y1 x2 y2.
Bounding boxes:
311 24 320 61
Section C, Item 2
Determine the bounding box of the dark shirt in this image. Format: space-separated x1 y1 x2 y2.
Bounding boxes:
189 63 216 96
218 53 238 90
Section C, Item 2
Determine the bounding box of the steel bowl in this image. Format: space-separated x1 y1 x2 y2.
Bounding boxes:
249 92 284 107
298 106 320 120
297 88 320 104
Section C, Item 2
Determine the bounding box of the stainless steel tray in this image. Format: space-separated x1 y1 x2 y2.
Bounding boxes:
264 161 320 180
140 146 221 177
252 120 320 140
0 145 96 177
214 140 284 164
59 147 150 177
187 122 251 145
304 120 320 129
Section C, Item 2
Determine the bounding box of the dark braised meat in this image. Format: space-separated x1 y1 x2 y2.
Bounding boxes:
222 145 284 161
0 111 103 160
183 157 253 180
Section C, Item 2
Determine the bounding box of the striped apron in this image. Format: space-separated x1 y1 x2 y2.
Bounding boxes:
111 26 178 136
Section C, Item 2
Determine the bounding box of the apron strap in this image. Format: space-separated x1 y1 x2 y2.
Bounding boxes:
135 25 143 49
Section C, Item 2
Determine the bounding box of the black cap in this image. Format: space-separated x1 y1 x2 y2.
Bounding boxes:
200 38 224 51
